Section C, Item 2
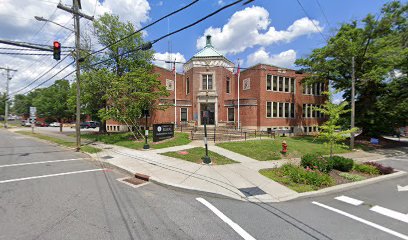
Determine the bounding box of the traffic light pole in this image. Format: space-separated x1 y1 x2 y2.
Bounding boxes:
58 0 93 152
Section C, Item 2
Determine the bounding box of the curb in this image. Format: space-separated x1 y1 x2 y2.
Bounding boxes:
148 176 247 201
281 170 407 202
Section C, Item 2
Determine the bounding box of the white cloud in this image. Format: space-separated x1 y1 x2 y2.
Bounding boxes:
247 48 297 68
157 1 164 7
0 0 150 94
196 6 322 54
153 52 186 73
217 0 225 6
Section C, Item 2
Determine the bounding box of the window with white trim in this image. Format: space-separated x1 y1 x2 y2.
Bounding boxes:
226 77 230 94
202 74 213 90
302 82 325 95
302 104 324 118
186 77 190 94
267 75 295 93
227 107 234 122
180 108 188 122
266 102 295 118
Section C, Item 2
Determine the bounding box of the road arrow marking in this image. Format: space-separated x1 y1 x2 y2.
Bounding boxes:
397 185 408 192
370 206 408 223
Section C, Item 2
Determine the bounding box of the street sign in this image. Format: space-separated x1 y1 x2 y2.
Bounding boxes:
153 124 174 142
29 107 37 123
29 106 36 117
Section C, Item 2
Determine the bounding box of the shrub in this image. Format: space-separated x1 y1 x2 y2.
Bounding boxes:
301 153 333 173
339 172 366 181
365 162 395 175
282 164 334 187
330 156 354 172
353 163 380 175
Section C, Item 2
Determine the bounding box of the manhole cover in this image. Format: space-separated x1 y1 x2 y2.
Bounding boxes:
238 187 266 197
101 155 113 159
123 177 147 186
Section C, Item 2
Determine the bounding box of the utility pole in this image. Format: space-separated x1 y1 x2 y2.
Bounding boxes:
350 56 355 150
0 67 17 128
58 0 93 151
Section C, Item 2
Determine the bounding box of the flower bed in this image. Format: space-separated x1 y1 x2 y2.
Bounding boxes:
260 154 394 193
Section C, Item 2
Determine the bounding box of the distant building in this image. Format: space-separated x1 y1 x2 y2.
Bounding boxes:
107 35 327 135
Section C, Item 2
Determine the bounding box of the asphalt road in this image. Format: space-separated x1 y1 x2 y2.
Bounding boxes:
1 129 407 240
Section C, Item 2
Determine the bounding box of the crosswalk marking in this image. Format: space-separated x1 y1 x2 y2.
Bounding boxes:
335 195 364 206
370 205 408 224
313 201 408 240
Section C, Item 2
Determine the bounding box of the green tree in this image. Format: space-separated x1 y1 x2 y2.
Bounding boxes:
315 92 358 158
296 1 408 137
77 13 156 133
0 93 5 116
100 66 168 137
33 80 73 132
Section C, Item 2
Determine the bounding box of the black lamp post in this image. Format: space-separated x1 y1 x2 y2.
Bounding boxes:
143 109 150 150
202 90 211 164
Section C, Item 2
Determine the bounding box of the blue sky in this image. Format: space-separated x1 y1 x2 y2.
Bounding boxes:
0 0 395 96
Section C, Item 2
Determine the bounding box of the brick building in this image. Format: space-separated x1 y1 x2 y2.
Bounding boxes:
107 35 327 135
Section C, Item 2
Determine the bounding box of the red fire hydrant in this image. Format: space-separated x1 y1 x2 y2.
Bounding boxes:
281 140 288 155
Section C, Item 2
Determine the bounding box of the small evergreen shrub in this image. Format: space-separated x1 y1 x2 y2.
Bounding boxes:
339 172 366 181
330 156 354 172
301 153 333 173
353 163 380 175
365 162 394 175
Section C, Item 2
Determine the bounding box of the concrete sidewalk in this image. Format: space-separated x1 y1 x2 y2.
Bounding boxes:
10 128 407 202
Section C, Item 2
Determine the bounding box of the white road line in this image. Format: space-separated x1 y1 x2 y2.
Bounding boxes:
196 197 256 240
335 195 364 206
370 206 408 224
0 158 86 168
0 169 106 184
312 201 408 240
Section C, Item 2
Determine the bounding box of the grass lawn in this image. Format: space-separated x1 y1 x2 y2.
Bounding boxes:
160 147 238 165
81 132 191 150
16 131 101 154
259 168 316 192
217 136 350 161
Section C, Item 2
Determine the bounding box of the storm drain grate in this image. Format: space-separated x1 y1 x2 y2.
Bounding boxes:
101 155 114 159
238 187 266 197
123 177 147 186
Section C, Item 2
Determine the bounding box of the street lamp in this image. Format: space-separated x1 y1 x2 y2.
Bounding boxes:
202 90 211 164
34 16 74 32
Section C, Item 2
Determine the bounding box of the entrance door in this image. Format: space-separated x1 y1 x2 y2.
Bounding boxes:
200 103 215 125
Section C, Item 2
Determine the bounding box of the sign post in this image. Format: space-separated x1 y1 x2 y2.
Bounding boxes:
29 107 36 134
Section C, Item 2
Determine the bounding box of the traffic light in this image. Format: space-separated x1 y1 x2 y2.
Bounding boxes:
53 41 61 60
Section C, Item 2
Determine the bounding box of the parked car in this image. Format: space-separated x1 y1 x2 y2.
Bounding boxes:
24 121 32 127
35 122 49 127
49 122 61 127
80 121 98 129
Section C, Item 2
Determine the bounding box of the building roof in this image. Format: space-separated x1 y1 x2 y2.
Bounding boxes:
193 35 224 58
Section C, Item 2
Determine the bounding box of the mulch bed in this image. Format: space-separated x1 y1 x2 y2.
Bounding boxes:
329 169 379 185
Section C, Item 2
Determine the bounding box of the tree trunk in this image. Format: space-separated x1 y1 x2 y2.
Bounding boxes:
59 120 63 133
330 142 333 159
99 119 107 133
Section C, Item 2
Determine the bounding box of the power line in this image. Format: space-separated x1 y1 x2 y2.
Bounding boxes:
19 61 75 96
15 0 252 97
88 0 200 58
0 52 69 56
315 0 331 29
10 54 71 95
295 0 327 42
